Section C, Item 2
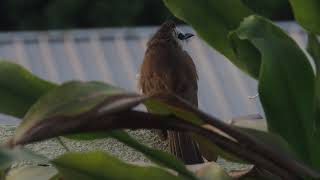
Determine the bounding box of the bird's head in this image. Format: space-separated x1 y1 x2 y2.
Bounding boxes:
147 20 194 46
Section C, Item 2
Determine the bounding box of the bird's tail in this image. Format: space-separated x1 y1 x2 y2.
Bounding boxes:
168 131 204 164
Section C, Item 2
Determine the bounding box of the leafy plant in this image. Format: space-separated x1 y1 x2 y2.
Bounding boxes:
163 0 320 177
0 0 320 179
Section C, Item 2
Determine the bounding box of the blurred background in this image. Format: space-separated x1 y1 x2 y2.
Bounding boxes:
0 0 294 31
0 0 172 30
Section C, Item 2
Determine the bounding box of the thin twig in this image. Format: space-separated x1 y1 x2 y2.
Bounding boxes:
56 137 70 152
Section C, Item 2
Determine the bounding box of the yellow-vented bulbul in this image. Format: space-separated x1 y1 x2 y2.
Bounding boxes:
138 21 204 164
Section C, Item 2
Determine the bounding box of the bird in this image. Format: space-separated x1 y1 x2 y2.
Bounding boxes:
138 20 204 164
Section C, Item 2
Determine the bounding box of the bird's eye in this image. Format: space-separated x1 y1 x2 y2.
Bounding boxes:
177 33 185 40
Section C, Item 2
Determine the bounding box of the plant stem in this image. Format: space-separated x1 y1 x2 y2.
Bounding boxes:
56 137 70 152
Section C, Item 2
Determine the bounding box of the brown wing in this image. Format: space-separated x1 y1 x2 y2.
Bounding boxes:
139 42 198 106
175 50 198 106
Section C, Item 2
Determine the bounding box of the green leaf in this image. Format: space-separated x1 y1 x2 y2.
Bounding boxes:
52 151 182 180
12 81 142 144
0 147 48 170
65 132 110 140
233 15 318 166
66 129 196 180
0 170 4 178
195 134 244 163
49 173 63 180
289 0 320 34
0 61 57 118
233 167 281 180
307 34 320 73
307 34 320 131
230 115 298 161
237 128 298 159
109 130 196 180
7 90 320 178
241 0 292 19
195 162 232 180
162 0 261 79
8 80 196 179
6 165 58 180
144 98 203 125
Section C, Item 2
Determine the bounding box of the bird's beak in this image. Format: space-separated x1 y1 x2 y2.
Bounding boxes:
177 32 194 40
184 33 194 39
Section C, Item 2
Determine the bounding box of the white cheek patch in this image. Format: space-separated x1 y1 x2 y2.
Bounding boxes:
174 27 189 50
174 27 188 50
180 39 188 51
175 27 185 35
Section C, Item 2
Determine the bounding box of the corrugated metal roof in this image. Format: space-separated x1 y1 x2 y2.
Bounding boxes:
0 22 308 123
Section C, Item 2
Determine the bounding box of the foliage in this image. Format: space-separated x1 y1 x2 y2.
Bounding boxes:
0 0 320 179
1 0 172 30
234 16 317 164
0 0 294 31
164 0 320 177
0 61 56 118
52 151 181 180
288 0 320 33
240 0 292 19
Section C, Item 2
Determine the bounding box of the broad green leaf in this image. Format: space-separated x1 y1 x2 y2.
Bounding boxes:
8 80 195 179
6 165 58 180
307 34 320 130
65 132 110 140
230 115 298 161
65 130 196 180
237 128 298 159
195 134 244 164
108 130 196 180
0 147 48 170
0 170 4 178
241 0 292 19
52 151 181 180
307 34 320 73
195 162 232 180
233 15 318 166
67 129 196 180
162 0 261 79
289 0 320 34
234 167 281 180
49 173 63 180
0 61 57 118
144 98 203 125
12 81 142 144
